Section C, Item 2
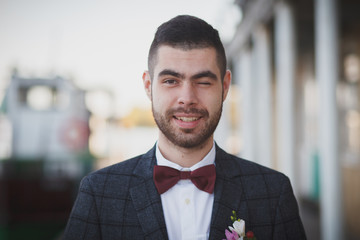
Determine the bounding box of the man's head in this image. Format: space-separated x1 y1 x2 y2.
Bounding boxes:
148 15 227 81
143 15 231 151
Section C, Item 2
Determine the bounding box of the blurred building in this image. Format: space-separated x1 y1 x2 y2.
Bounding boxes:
4 73 90 162
0 72 93 239
219 0 360 239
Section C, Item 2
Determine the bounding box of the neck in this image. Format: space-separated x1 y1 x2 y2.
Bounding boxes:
157 134 214 168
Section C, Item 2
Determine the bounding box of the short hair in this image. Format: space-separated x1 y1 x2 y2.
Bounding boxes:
148 15 227 80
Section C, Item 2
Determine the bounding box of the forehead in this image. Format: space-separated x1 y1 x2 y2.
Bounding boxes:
153 46 220 76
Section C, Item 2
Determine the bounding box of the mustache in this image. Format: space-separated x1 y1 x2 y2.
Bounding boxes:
166 107 209 117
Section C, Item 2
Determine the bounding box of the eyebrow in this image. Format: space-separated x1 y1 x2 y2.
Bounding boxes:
158 69 185 79
158 69 218 81
190 71 218 81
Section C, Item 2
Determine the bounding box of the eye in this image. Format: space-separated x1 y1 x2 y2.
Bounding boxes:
198 82 211 85
195 77 214 86
163 79 178 85
196 79 212 86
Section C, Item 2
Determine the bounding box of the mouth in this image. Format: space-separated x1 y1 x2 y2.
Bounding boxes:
174 116 201 122
167 107 208 129
173 114 202 129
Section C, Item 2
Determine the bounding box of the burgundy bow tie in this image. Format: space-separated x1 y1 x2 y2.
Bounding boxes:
153 164 216 194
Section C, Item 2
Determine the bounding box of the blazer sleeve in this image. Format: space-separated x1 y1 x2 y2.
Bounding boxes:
272 176 307 239
63 176 102 240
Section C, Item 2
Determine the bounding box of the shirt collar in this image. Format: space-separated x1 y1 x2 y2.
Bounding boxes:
155 142 216 171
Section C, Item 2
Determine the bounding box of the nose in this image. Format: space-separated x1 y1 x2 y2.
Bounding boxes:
177 82 198 106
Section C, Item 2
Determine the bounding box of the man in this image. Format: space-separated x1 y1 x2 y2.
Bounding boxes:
64 15 306 240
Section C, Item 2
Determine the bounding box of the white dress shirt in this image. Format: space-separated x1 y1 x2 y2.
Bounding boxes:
156 143 216 240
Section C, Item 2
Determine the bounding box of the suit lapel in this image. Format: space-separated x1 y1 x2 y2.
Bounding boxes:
209 145 244 240
129 146 169 240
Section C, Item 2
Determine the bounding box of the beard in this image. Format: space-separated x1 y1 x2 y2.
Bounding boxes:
152 104 223 149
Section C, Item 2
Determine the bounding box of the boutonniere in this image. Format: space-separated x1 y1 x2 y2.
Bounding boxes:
223 211 256 240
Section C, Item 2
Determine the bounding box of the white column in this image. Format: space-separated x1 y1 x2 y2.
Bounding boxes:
252 25 273 168
239 48 256 162
315 0 343 239
274 1 296 185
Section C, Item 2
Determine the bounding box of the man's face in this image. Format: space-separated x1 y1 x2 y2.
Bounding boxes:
143 46 231 149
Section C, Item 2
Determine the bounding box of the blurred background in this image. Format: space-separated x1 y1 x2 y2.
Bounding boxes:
0 0 359 239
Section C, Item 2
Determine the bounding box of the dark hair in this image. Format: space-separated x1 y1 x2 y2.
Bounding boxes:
148 15 227 80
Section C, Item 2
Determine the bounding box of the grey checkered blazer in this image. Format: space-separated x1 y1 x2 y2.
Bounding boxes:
63 144 306 239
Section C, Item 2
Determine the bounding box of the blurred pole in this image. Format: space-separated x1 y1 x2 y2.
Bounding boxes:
239 48 256 162
315 0 343 239
274 1 296 187
252 25 273 168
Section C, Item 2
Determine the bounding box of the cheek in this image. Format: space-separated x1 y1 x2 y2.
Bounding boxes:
152 93 170 112
205 95 223 114
152 88 175 105
202 90 222 104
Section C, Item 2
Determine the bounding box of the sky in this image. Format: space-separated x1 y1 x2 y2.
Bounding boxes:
0 0 241 117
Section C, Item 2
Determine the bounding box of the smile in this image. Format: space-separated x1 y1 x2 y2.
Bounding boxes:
175 116 200 122
173 115 202 129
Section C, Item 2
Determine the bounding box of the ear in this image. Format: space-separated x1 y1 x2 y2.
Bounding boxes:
222 70 231 102
142 71 152 100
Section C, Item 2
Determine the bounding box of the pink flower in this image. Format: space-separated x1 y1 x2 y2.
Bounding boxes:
224 229 240 240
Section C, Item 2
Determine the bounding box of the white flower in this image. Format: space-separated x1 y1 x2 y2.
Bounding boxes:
229 219 245 237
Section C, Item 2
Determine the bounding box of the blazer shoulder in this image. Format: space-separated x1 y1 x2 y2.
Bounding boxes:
216 146 290 185
80 146 156 193
87 154 141 178
89 145 155 176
